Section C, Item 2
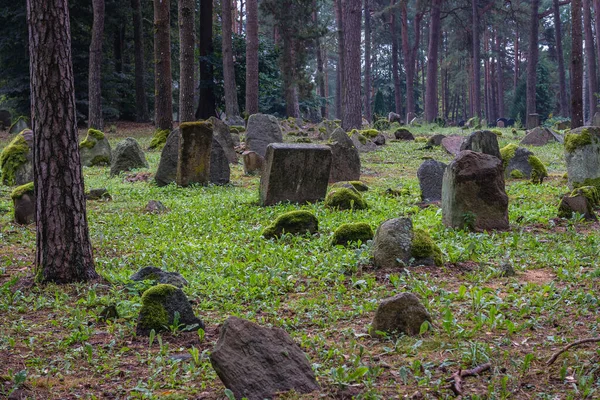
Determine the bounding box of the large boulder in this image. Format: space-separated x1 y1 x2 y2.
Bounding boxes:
565 127 600 190
110 137 149 177
245 114 283 157
328 128 361 183
79 128 112 167
460 130 501 159
442 150 509 230
210 317 319 400
370 293 432 338
520 127 563 146
417 160 447 203
558 192 597 220
394 128 415 141
0 129 33 186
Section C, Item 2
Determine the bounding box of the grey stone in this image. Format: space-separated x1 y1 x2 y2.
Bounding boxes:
242 151 264 175
520 127 563 146
259 143 332 206
427 134 446 146
245 114 283 157
351 132 378 152
12 129 34 186
210 117 238 164
442 150 509 230
86 188 111 201
155 129 180 187
565 127 600 189
110 138 148 177
210 139 230 185
558 194 597 220
388 112 402 124
146 200 168 214
417 160 447 203
9 117 28 135
497 120 505 128
372 218 414 269
460 130 501 159
370 293 432 337
80 137 112 167
441 135 464 156
317 120 340 139
328 128 361 183
13 192 35 225
373 133 386 146
223 114 245 127
394 128 415 141
505 147 534 179
177 122 213 186
130 266 188 287
210 317 319 400
0 110 11 130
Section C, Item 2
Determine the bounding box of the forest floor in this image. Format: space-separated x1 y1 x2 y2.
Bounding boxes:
1 121 600 399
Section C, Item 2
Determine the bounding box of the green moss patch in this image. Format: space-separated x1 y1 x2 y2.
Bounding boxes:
491 129 502 137
359 129 380 139
230 125 245 134
79 128 106 149
411 229 443 267
331 223 373 246
0 132 30 185
263 210 318 239
510 169 524 179
571 186 600 208
528 155 548 184
137 284 178 332
10 181 34 199
565 128 593 153
324 188 368 210
149 129 170 150
500 143 518 169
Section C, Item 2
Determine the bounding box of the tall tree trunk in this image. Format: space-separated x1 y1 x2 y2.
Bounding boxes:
179 0 196 123
364 0 372 122
495 34 505 118
27 0 98 283
401 2 422 123
571 0 584 128
342 0 362 130
335 0 345 119
154 0 173 131
514 25 520 94
594 0 600 87
131 0 149 122
113 25 124 73
425 0 442 122
282 36 300 118
583 0 597 120
196 0 216 119
88 0 104 130
554 0 569 117
471 0 481 118
245 0 259 115
221 0 241 121
391 0 401 115
526 0 540 128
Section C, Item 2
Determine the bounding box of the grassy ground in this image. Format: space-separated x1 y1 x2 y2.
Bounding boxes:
1 122 599 399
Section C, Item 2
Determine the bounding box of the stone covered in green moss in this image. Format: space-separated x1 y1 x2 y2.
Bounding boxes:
80 129 112 167
500 143 518 169
510 169 524 179
332 223 373 246
331 181 369 192
565 127 594 153
570 186 600 208
359 129 380 139
10 181 34 199
229 125 246 134
491 129 502 137
8 116 28 135
136 284 204 335
149 129 171 150
528 155 548 183
324 188 368 210
411 229 443 267
0 130 32 186
262 210 318 239
564 127 600 191
500 143 547 183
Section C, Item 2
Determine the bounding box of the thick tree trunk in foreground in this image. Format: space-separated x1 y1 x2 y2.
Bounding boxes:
131 0 149 122
363 0 372 122
425 0 442 122
221 0 241 121
245 0 259 115
179 0 196 122
391 0 401 116
342 0 362 130
88 0 105 130
154 0 173 130
526 0 540 127
27 0 98 283
196 0 216 119
583 0 597 120
554 0 568 117
571 0 584 128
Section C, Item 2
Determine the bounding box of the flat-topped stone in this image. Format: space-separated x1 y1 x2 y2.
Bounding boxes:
176 121 213 186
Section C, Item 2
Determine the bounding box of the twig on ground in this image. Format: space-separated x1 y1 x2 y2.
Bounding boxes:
547 337 600 366
446 362 492 396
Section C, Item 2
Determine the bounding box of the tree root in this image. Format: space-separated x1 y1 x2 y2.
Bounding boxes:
446 362 492 396
547 337 600 366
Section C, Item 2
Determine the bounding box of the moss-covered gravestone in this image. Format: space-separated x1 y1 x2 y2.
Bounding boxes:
130 266 188 288
0 129 33 186
110 137 149 177
148 129 170 150
370 293 432 338
324 187 368 210
79 128 112 167
521 127 563 146
565 127 600 191
500 144 547 183
262 210 318 239
417 160 447 203
331 223 373 246
558 186 600 220
12 182 35 225
136 284 204 335
176 121 213 187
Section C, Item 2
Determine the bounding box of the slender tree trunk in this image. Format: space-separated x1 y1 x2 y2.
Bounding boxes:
245 0 259 115
196 0 216 119
88 0 104 130
526 0 539 128
583 0 597 119
323 49 330 119
594 0 600 86
282 36 300 118
221 0 241 121
514 26 519 94
131 0 149 122
179 0 196 123
335 0 345 120
495 34 505 117
27 0 98 283
425 0 442 122
342 0 362 130
471 0 481 118
391 0 401 116
571 0 584 128
113 25 124 73
364 0 372 122
401 2 422 123
554 0 569 117
154 0 173 130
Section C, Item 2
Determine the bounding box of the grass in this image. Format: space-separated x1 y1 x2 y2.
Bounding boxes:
1 122 599 399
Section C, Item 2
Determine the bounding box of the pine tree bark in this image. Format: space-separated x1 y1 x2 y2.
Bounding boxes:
425 0 442 122
27 0 98 283
471 0 481 118
364 0 372 122
282 36 301 118
342 0 362 130
221 0 241 121
88 0 104 130
401 1 422 123
594 0 600 88
196 0 216 119
335 0 345 120
583 0 597 120
178 0 196 123
391 0 402 116
571 0 584 128
554 0 568 117
245 0 259 115
495 34 505 118
131 0 149 122
526 0 540 128
154 0 173 130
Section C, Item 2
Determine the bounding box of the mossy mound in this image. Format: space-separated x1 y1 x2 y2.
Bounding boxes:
528 155 548 184
373 119 391 131
0 132 30 186
491 129 502 137
332 223 374 246
331 181 369 192
570 186 600 208
79 128 105 149
414 137 428 143
149 129 170 150
510 169 524 179
499 143 518 169
10 181 34 199
262 210 318 239
324 188 368 210
229 125 246 134
411 229 443 267
359 129 380 139
565 128 593 153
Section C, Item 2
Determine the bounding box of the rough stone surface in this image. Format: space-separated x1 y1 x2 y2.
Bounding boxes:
351 132 378 152
328 128 361 183
370 293 432 337
497 120 505 128
81 137 112 167
520 127 563 146
372 218 414 269
177 122 213 186
209 139 230 185
442 150 509 230
110 137 149 177
394 128 415 141
13 192 35 225
130 266 188 287
558 194 597 220
210 317 319 400
155 129 180 186
146 200 168 214
210 117 238 164
460 130 501 159
9 118 28 135
13 129 34 186
427 134 446 146
373 133 386 146
242 151 264 175
86 188 111 201
259 143 332 206
505 147 534 179
417 160 447 203
388 112 402 124
593 112 600 127
565 127 600 190
245 114 283 157
0 110 10 130
263 211 318 238
441 135 464 156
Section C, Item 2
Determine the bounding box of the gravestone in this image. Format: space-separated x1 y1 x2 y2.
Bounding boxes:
458 120 466 127
520 127 563 146
417 160 447 202
370 293 432 338
593 112 600 127
12 184 35 225
328 128 361 183
504 146 534 179
427 134 446 146
176 121 213 186
558 193 597 220
565 126 600 190
442 150 509 230
497 120 505 128
242 151 264 175
441 135 463 156
210 317 319 400
506 119 515 127
209 139 230 185
0 129 34 186
209 117 238 164
110 137 148 176
351 131 378 152
394 128 415 141
245 114 283 157
130 266 188 288
259 143 332 206
9 117 28 134
79 129 112 167
0 110 10 130
526 113 540 129
460 130 501 159
388 112 402 124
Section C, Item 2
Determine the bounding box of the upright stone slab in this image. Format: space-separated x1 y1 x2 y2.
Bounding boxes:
593 112 600 127
441 135 463 156
245 114 283 157
210 139 230 185
155 129 180 186
526 113 540 129
442 150 509 230
259 143 332 206
0 129 34 186
242 151 264 175
460 130 501 159
209 117 238 164
176 121 213 187
12 183 35 225
110 137 148 176
565 126 600 190
210 317 319 400
497 120 505 128
521 127 563 146
79 128 112 167
417 160 447 202
328 128 361 183
388 112 402 124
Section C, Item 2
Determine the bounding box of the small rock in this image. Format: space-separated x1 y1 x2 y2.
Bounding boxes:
370 293 432 337
99 305 119 321
262 210 318 239
110 137 149 177
145 200 168 214
86 188 111 201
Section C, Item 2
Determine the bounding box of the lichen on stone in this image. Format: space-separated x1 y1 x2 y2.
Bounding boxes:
90 155 111 166
571 186 600 208
8 116 28 133
359 129 379 139
499 143 518 169
149 129 170 150
491 129 503 137
565 128 593 153
230 125 246 134
324 188 368 210
331 223 373 246
262 210 318 239
10 181 34 199
510 169 524 179
180 121 213 130
528 155 547 184
137 284 178 332
79 128 105 149
573 177 600 192
0 133 30 186
411 229 443 267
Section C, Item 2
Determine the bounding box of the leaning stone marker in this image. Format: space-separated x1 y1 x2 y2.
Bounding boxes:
11 182 35 225
110 137 148 177
209 139 230 185
79 128 112 166
0 129 34 186
328 128 361 183
460 130 501 159
260 143 331 206
242 151 264 175
9 117 29 135
245 113 283 157
209 117 238 164
177 121 213 187
441 135 463 156
417 160 447 203
370 293 432 338
210 316 319 400
442 150 509 230
565 127 600 190
520 127 563 146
